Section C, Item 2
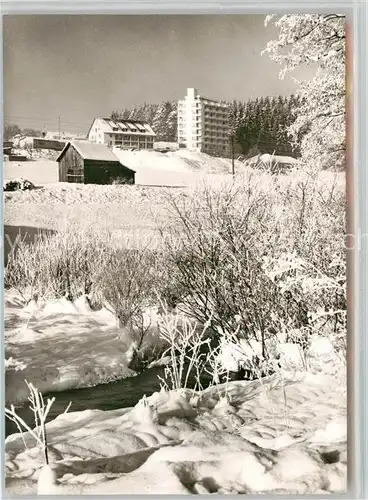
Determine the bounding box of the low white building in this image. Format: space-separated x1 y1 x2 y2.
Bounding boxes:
87 118 156 150
177 88 230 155
45 131 86 141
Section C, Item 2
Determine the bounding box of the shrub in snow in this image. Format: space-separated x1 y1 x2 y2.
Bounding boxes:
3 178 35 191
158 309 213 391
161 175 345 363
5 380 71 468
157 306 271 391
161 181 288 351
215 331 279 381
96 248 166 361
218 338 262 373
5 225 108 303
262 251 346 355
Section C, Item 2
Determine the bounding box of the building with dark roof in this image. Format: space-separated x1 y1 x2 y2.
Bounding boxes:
57 141 135 184
87 118 156 150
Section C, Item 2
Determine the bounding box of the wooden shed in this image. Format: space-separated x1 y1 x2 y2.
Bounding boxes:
57 141 135 184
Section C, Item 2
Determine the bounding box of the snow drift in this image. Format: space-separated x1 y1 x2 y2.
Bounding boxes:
5 370 347 495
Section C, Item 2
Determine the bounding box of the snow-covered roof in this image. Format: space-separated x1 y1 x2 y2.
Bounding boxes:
57 141 122 162
246 154 298 165
90 118 156 137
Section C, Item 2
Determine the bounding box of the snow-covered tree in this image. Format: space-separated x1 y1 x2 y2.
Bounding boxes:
262 14 346 170
228 101 246 170
166 102 178 142
150 101 178 141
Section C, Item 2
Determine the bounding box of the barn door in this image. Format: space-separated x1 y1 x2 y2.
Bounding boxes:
66 150 84 183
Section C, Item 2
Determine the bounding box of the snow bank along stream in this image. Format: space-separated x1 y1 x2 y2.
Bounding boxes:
5 292 347 495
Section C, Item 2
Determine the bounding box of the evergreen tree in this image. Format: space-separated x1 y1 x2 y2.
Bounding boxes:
233 94 303 158
110 100 177 141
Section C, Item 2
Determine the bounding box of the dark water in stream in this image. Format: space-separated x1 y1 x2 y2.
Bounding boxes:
5 367 166 438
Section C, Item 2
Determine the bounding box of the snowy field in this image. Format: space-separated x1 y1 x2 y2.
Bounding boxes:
4 161 58 185
4 161 345 261
4 151 243 258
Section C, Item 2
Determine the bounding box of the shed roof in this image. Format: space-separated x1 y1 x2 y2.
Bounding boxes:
57 141 121 162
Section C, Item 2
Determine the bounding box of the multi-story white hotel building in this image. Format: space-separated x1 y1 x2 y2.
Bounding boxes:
177 88 230 155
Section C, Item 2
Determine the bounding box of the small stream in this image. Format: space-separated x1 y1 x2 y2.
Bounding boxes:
5 367 166 438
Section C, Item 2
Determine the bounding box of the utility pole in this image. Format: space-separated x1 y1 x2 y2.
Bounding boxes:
58 116 61 139
231 135 235 177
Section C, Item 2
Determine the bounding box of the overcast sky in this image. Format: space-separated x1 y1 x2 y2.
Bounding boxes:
3 15 313 135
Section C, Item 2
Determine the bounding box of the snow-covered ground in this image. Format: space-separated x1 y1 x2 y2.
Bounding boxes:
4 149 244 189
4 161 347 494
4 183 171 259
112 148 245 185
4 290 347 495
4 168 345 261
4 161 58 185
5 369 347 495
3 150 345 190
5 292 141 403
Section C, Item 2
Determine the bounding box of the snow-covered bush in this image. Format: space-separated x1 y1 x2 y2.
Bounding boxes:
158 310 212 391
160 172 346 366
157 308 279 391
262 251 347 354
96 247 162 330
161 180 283 351
6 223 166 334
5 169 346 376
5 225 167 365
5 225 107 302
3 178 35 192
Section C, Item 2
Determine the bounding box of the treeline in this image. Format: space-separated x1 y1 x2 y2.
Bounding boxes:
229 95 305 157
111 102 178 143
4 124 42 141
112 93 304 157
